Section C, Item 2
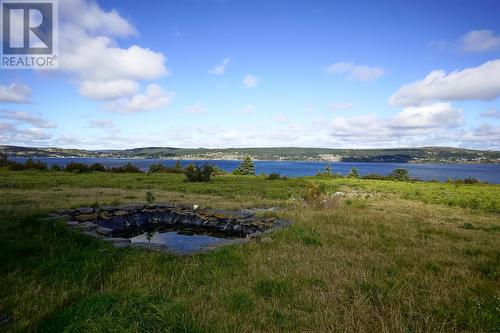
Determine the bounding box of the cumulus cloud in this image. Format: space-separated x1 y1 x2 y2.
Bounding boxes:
0 110 56 128
103 84 173 113
328 102 353 111
480 108 500 119
58 0 169 103
326 62 385 81
184 101 206 114
243 74 258 88
0 84 31 103
0 122 53 145
78 80 138 100
389 59 500 107
459 30 500 53
331 103 464 143
208 58 230 75
390 103 463 129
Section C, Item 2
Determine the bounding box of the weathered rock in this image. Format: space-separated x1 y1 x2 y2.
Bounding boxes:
75 213 99 222
103 237 131 244
96 227 113 236
78 207 94 214
66 221 79 226
73 222 98 230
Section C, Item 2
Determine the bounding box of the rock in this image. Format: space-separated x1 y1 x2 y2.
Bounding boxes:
103 237 131 244
193 204 199 210
75 213 98 222
66 221 79 226
73 222 98 230
78 207 94 214
96 227 113 236
113 210 129 216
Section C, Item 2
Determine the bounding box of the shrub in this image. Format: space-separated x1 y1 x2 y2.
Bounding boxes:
267 173 286 180
463 177 480 184
148 162 184 174
50 164 62 171
184 163 214 182
388 168 410 181
233 156 255 175
303 182 325 203
0 153 7 167
145 191 156 203
348 167 359 178
110 163 141 173
64 162 89 173
24 158 47 170
88 163 107 172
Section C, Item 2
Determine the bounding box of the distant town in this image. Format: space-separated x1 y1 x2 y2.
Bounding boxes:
1 145 499 164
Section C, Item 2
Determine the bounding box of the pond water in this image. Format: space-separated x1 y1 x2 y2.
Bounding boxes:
10 157 500 183
130 230 240 255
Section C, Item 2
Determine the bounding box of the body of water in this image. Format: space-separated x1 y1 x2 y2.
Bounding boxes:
10 157 500 184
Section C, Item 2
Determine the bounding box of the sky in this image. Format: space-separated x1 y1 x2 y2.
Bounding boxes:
1 0 500 150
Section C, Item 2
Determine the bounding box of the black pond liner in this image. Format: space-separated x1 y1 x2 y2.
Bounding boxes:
49 204 291 255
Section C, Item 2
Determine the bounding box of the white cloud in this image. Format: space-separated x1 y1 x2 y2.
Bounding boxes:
241 104 255 114
0 122 53 144
184 101 206 114
58 0 169 102
328 102 353 111
60 36 167 82
460 30 500 53
208 58 230 75
88 119 115 128
103 84 173 113
480 108 500 119
78 80 138 100
326 62 385 81
243 74 258 88
390 103 463 129
0 84 31 103
273 114 288 122
389 59 500 107
0 110 56 128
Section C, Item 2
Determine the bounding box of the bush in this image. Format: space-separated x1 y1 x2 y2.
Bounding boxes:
184 163 214 182
233 156 256 175
50 164 62 171
64 162 89 173
267 173 286 180
145 191 156 203
0 153 7 167
348 167 359 178
110 163 141 173
89 163 107 172
388 168 410 181
24 158 47 170
303 182 326 203
148 162 184 174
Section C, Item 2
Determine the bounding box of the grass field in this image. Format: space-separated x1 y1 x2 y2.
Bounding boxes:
1 171 499 332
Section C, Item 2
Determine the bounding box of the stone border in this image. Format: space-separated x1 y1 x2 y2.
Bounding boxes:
45 202 291 254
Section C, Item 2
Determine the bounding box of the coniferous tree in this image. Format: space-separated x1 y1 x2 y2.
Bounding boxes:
233 156 256 175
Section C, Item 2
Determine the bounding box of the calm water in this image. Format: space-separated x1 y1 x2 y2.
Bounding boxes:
130 231 238 255
10 157 500 183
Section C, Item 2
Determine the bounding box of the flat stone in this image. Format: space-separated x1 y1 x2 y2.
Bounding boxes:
66 221 79 226
78 207 94 214
96 227 114 236
103 237 131 244
113 210 129 216
75 213 98 222
73 222 98 230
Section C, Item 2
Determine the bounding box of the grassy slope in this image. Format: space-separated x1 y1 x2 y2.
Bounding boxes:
0 171 499 332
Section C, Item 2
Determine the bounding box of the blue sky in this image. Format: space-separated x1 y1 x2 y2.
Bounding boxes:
1 0 500 149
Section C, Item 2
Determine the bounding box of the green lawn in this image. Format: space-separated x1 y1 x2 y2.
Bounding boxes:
0 171 499 332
